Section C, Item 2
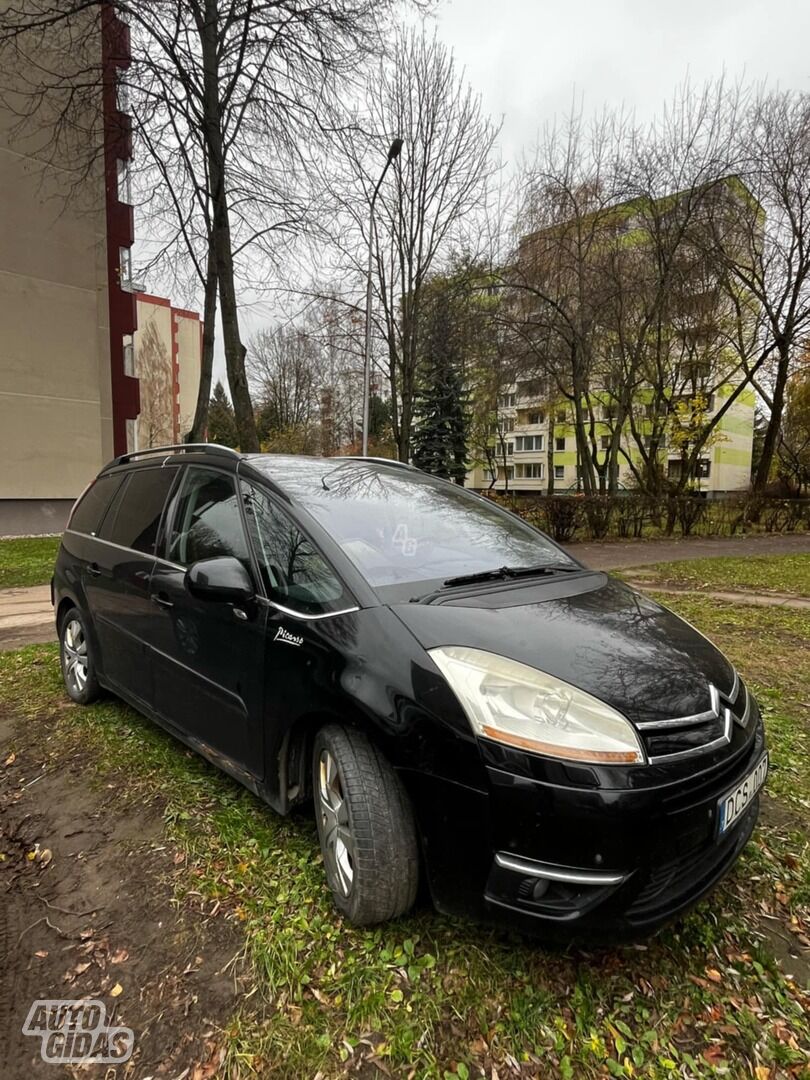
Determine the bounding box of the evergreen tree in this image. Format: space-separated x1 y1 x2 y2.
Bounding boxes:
207 381 239 448
412 287 468 482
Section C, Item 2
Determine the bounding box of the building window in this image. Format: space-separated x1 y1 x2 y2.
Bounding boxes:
554 465 564 480
504 417 515 433
696 459 711 478
644 402 656 419
125 418 138 454
644 434 668 449
498 393 516 408
555 409 566 423
667 459 682 479
123 334 135 377
506 442 513 456
555 437 565 451
600 435 610 450
527 411 544 425
116 75 130 114
119 246 132 288
601 404 615 421
515 435 544 452
117 159 132 205
516 463 543 479
499 465 514 480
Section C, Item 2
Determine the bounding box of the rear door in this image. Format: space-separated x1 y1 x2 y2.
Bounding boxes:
90 465 180 705
146 465 267 779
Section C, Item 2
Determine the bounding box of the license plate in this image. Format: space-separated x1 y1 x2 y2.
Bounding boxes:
717 753 768 836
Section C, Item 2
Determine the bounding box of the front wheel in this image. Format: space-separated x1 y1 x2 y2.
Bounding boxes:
313 725 419 926
59 607 101 705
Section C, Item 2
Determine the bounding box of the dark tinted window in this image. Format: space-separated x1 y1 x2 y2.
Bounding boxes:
100 468 176 555
241 481 350 615
69 474 124 536
167 467 250 567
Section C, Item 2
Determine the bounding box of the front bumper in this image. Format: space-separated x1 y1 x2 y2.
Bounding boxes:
403 712 766 942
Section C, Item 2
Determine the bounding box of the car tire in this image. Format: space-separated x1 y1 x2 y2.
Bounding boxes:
313 724 419 926
59 607 101 705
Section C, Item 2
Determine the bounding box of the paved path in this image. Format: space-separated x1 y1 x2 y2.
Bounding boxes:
566 531 810 571
0 533 808 651
0 585 54 651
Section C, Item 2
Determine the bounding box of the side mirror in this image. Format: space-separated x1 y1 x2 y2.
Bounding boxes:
186 556 255 605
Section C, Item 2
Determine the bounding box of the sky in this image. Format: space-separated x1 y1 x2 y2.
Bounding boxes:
209 0 810 388
432 0 810 168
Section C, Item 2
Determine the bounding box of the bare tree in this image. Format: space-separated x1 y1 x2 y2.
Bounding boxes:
0 0 407 451
318 27 500 461
705 89 810 492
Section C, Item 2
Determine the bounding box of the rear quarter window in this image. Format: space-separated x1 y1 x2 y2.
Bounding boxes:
69 474 125 536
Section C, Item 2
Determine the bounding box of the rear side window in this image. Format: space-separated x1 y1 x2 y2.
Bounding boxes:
100 467 177 555
69 474 124 536
167 467 250 567
241 481 351 616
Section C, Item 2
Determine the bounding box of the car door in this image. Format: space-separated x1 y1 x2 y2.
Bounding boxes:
147 465 267 780
88 465 180 705
238 478 359 791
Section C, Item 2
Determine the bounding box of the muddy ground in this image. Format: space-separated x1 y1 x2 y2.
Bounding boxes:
0 698 246 1079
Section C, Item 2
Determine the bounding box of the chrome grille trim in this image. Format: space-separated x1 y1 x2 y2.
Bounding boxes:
641 678 749 765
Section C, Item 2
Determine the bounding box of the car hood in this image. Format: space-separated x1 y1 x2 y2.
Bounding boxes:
390 571 735 727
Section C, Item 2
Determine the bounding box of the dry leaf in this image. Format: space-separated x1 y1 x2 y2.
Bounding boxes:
705 968 723 983
755 1068 770 1080
34 950 48 959
3 751 16 766
111 948 129 964
39 849 52 866
110 983 123 998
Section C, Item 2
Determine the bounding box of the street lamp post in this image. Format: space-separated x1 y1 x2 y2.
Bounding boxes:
362 137 403 457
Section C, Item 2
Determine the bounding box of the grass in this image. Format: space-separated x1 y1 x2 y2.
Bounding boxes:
0 535 60 589
1 583 809 1077
633 554 810 598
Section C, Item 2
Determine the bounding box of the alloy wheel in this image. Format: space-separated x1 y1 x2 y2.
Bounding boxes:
63 619 89 695
318 749 355 897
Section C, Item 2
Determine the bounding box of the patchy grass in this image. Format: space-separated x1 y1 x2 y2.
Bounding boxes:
0 535 60 589
633 554 810 598
1 591 809 1078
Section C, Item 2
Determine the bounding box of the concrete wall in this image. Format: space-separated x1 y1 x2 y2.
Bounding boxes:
132 296 201 450
0 26 111 510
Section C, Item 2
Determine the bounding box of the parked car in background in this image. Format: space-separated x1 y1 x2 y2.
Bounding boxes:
53 446 767 940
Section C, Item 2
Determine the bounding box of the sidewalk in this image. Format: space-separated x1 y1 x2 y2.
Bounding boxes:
567 530 810 571
0 585 54 651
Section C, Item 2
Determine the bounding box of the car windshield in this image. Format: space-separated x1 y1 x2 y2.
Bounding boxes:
248 457 576 590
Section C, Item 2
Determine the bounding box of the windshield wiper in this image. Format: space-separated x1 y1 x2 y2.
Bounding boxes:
442 562 580 588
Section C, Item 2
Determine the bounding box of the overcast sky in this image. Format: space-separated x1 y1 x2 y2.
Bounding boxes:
433 0 810 166
210 0 810 388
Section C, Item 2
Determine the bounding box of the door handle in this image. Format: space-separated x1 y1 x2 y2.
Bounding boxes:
87 562 101 577
151 593 174 609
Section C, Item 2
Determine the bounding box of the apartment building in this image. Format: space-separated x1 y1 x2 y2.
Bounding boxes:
132 295 202 451
466 378 755 495
0 10 201 535
466 180 756 497
0 7 137 535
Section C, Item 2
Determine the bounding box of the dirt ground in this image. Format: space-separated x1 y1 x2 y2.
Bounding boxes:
0 697 246 1079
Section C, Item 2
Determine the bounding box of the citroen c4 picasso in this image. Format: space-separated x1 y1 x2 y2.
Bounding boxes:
53 445 767 939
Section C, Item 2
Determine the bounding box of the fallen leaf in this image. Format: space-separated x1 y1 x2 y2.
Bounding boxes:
755 1068 770 1080
39 849 52 866
110 948 129 964
3 752 16 766
110 983 123 998
705 968 723 983
34 950 48 959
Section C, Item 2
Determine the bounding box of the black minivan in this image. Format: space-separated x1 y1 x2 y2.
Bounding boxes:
53 445 767 940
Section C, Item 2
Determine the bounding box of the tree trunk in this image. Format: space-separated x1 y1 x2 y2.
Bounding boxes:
185 246 217 442
752 344 790 493
200 0 259 453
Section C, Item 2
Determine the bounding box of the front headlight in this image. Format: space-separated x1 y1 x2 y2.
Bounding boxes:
429 645 646 765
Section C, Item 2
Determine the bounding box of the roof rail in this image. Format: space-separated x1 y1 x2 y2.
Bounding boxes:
336 455 413 469
108 443 242 469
